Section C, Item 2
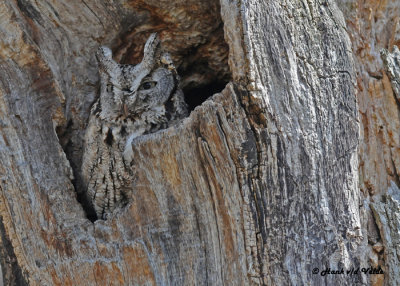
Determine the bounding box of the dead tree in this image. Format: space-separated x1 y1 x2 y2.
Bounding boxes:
0 0 397 285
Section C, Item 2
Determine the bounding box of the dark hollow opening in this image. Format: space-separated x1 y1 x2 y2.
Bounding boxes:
183 81 228 111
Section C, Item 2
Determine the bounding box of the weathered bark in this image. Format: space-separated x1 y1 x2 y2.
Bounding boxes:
225 1 361 284
0 0 397 285
337 1 400 285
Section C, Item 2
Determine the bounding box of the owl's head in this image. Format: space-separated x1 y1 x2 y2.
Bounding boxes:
95 33 182 121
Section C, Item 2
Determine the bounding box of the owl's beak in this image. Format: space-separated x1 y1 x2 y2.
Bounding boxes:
123 104 129 117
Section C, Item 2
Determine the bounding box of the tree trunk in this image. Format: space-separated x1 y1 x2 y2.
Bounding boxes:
0 0 397 285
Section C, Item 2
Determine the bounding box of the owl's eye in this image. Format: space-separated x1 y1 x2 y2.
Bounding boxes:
106 84 113 92
139 81 157 90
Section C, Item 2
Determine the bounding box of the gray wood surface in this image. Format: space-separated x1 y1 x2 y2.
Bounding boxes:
0 0 397 285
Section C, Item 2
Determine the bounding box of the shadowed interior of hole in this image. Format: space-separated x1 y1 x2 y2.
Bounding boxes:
183 81 228 111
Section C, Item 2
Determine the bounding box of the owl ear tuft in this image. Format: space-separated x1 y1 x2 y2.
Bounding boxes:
141 33 161 69
96 46 118 74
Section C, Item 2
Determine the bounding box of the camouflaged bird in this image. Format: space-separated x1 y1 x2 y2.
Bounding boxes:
81 33 187 219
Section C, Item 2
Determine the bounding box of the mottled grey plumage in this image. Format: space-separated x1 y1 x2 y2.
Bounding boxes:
81 33 187 219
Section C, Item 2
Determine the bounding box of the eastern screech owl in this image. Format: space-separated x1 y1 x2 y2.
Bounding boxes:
81 33 187 219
